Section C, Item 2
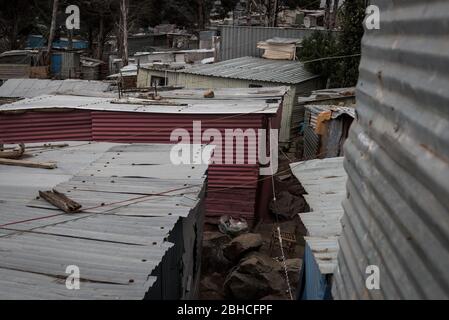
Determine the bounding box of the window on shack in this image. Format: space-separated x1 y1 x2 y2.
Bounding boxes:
151 75 167 86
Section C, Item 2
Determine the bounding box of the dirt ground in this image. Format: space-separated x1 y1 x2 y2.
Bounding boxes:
199 142 309 300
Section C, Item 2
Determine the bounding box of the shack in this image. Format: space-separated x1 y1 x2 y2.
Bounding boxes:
302 104 355 160
0 50 39 82
137 56 321 145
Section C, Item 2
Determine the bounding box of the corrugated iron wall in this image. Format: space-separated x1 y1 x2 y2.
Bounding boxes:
0 111 92 143
332 0 449 299
218 26 335 61
144 71 320 144
61 52 80 79
91 111 268 224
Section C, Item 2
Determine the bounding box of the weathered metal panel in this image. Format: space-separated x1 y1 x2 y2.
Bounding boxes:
179 57 318 85
0 65 30 80
332 0 449 300
61 52 80 79
218 26 334 61
0 79 112 98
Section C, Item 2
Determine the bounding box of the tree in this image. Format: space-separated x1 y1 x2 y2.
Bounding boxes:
300 31 339 87
331 0 340 29
324 0 332 29
300 0 366 88
283 0 321 10
336 0 366 87
0 0 38 51
120 0 129 66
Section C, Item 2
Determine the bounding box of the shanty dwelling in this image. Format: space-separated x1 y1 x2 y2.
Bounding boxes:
295 87 355 142
302 105 355 160
0 50 39 83
133 49 215 65
81 57 108 81
0 142 210 299
0 87 288 227
290 157 346 300
136 56 322 146
107 64 140 90
51 51 82 80
134 62 191 88
136 62 189 87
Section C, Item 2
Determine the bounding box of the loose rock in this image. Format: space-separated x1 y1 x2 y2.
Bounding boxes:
202 231 232 274
223 233 263 262
224 252 286 300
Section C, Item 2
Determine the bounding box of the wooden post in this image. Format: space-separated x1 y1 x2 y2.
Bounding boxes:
47 0 59 65
120 0 129 66
325 0 332 29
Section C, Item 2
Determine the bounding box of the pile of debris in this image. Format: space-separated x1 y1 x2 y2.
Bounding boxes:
0 143 64 170
257 37 302 61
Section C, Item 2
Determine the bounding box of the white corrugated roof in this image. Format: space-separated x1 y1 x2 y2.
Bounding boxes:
0 79 113 98
290 157 346 275
0 86 288 115
0 142 210 299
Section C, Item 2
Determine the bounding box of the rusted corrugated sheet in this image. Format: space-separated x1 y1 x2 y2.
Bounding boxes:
332 0 449 299
91 111 267 222
0 111 92 143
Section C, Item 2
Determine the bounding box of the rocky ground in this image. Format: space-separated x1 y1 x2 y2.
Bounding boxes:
199 142 308 300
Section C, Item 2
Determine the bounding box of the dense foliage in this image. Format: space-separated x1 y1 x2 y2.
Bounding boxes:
300 0 367 88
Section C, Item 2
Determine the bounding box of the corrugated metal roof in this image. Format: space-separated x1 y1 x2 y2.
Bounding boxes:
290 157 346 276
0 92 283 115
298 87 355 104
332 0 449 300
305 104 356 129
0 79 113 98
0 142 209 299
178 57 319 84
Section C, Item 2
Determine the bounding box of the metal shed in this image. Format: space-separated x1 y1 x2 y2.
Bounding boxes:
137 57 322 144
332 0 449 299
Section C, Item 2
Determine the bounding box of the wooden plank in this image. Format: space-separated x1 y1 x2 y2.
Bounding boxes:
38 189 82 213
0 158 57 169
